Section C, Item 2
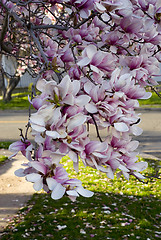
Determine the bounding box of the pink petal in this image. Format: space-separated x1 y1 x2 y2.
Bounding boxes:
31 162 47 174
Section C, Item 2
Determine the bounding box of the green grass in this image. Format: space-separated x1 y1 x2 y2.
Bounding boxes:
139 91 161 106
0 155 8 164
0 92 32 110
0 141 12 149
1 156 161 240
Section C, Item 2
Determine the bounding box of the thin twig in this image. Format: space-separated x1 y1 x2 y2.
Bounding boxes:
89 113 103 142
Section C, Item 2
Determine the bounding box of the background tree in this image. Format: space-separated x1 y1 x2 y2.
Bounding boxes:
1 0 160 201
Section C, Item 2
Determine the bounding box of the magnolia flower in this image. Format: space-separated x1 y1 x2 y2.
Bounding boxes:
9 140 33 160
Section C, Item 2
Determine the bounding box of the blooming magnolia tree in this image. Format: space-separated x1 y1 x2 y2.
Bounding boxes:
2 0 161 201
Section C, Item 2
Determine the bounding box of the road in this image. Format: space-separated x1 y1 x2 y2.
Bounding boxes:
0 109 161 159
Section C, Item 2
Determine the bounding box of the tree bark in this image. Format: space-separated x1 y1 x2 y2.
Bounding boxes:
3 75 20 102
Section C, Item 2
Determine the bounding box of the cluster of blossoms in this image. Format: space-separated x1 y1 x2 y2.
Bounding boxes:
3 0 161 201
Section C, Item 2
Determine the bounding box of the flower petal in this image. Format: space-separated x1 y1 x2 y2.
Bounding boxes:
67 114 87 132
75 186 94 198
14 168 26 177
114 122 129 132
46 178 58 190
31 161 47 174
51 183 66 200
77 57 91 67
33 178 43 191
75 95 91 106
66 190 79 197
26 173 41 182
85 103 98 113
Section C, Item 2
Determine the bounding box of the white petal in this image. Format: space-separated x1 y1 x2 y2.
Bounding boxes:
59 75 71 99
119 164 130 172
67 114 87 132
72 80 80 95
36 79 47 92
75 186 94 198
122 171 129 180
66 190 79 197
86 45 97 59
30 114 45 126
134 161 148 171
46 131 61 139
131 125 143 136
51 183 66 200
84 81 94 94
77 57 91 67
68 151 78 163
133 172 146 179
95 2 106 13
73 161 79 173
90 64 100 73
93 152 107 158
75 95 91 106
127 140 139 151
31 123 46 132
46 178 58 190
140 92 152 99
63 94 74 105
26 173 41 182
85 103 98 113
114 122 129 132
106 167 114 179
33 178 43 191
14 168 26 177
101 13 110 22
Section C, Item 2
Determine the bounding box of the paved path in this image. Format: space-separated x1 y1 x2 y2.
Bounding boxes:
0 108 161 232
0 149 34 232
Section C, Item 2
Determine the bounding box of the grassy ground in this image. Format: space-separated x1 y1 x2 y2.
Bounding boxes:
0 141 12 149
0 92 32 110
138 91 161 107
1 156 161 240
0 155 8 165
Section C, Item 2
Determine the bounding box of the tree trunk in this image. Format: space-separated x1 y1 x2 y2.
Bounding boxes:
3 75 20 102
0 54 20 102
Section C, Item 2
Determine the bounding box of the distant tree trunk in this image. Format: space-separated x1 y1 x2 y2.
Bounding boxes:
3 75 20 102
0 54 20 102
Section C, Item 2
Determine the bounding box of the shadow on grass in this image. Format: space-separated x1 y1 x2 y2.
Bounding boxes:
1 191 161 240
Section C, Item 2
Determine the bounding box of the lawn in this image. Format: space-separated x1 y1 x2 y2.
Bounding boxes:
1 156 161 240
138 91 161 107
0 155 8 165
0 91 33 110
0 141 13 149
